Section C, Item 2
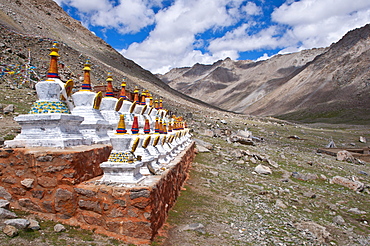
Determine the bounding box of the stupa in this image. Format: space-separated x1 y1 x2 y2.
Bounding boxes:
100 72 121 130
99 115 144 183
71 59 110 144
5 42 88 148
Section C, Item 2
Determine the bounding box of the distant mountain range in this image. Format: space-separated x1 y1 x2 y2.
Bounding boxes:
159 24 370 124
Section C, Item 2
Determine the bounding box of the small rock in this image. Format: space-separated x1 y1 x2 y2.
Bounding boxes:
359 171 368 176
266 159 279 168
54 224 66 232
3 225 18 237
0 208 17 219
359 136 366 143
28 219 40 230
294 221 330 243
196 145 210 153
336 150 355 162
21 178 34 188
333 215 345 225
291 172 318 181
220 119 227 124
194 139 213 150
5 219 30 229
0 199 10 209
303 191 316 198
254 164 272 175
276 199 287 209
201 129 214 137
3 104 14 114
348 208 366 214
180 223 206 234
236 130 252 138
330 176 364 192
0 137 4 145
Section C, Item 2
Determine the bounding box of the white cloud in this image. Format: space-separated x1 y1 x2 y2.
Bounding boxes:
272 0 370 51
242 2 262 16
121 0 249 73
208 24 285 55
256 53 271 61
55 0 161 34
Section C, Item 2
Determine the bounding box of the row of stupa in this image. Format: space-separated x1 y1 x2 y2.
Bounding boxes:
5 42 193 183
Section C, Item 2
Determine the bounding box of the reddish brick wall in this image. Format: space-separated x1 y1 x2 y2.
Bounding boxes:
0 142 195 245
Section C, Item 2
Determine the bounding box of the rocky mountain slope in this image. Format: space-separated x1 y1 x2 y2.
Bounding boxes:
0 0 219 115
159 24 370 124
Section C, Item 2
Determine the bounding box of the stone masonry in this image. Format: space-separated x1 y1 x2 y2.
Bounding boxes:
0 142 195 245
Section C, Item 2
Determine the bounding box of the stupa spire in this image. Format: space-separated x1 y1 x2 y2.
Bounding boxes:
159 98 163 109
80 59 92 91
47 41 60 79
116 114 127 134
105 72 114 97
144 119 150 134
140 90 147 105
119 77 127 99
133 87 140 104
131 116 139 134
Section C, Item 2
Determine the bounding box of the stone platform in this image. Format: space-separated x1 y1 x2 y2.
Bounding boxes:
0 142 195 245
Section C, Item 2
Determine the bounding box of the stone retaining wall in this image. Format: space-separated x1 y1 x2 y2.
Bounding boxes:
0 142 195 245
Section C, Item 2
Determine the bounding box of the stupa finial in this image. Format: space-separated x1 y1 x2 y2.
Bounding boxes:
116 114 127 134
47 41 60 79
140 90 147 105
120 77 127 99
105 72 114 97
81 59 92 91
133 87 140 104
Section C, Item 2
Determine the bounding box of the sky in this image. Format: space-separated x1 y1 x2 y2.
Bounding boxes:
53 0 370 74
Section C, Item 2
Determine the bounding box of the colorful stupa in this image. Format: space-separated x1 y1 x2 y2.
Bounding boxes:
5 42 87 148
29 42 71 114
71 59 110 144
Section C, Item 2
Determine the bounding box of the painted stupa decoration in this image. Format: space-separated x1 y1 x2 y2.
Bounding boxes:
99 114 144 184
100 72 121 129
71 59 110 144
5 42 87 148
29 42 72 114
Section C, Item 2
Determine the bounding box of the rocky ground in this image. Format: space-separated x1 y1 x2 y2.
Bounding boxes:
0 80 369 246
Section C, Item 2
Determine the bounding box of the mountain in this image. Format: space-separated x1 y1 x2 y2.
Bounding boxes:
0 0 219 115
159 24 370 124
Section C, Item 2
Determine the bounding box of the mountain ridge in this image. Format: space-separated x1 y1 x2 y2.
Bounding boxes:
159 24 370 123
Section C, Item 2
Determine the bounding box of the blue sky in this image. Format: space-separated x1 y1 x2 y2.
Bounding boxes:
53 0 370 74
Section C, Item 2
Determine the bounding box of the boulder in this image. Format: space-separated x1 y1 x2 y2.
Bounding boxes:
359 136 367 143
0 199 10 209
294 221 330 243
0 208 17 219
254 164 272 175
4 219 30 229
3 104 14 114
180 223 205 234
332 215 345 225
28 219 41 230
3 225 18 237
336 150 355 162
21 178 34 189
54 224 66 232
330 176 364 192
